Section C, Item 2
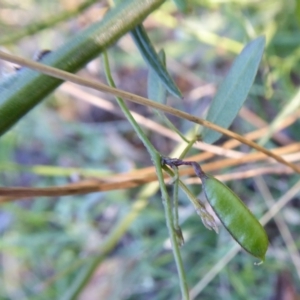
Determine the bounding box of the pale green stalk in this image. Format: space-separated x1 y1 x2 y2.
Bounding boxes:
172 166 185 246
179 135 199 159
102 51 189 299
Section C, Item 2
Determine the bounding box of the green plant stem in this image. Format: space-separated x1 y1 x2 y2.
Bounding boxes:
102 51 189 299
154 109 190 143
0 0 99 45
172 166 184 246
179 135 199 159
173 166 180 230
154 155 190 299
102 52 158 155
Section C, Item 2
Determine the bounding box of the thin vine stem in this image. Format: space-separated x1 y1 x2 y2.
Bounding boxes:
179 135 199 159
172 166 184 246
102 51 189 300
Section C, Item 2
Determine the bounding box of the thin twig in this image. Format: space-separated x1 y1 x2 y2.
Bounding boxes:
0 143 299 201
0 51 299 173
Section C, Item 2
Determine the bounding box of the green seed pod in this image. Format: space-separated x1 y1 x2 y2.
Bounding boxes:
201 174 268 261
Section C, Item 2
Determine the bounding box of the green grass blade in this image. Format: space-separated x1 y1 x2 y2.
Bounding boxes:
0 0 165 137
202 36 265 144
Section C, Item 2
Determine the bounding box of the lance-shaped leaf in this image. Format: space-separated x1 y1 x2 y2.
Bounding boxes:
131 24 182 98
147 49 187 141
147 49 168 103
202 36 265 144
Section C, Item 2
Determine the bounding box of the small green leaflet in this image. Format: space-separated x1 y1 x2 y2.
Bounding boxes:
131 24 182 99
147 49 188 142
202 36 265 144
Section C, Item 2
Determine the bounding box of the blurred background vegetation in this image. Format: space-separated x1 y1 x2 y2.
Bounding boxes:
0 0 300 299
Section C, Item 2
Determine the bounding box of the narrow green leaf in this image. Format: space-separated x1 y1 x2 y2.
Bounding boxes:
147 49 168 103
131 24 182 98
147 49 188 142
202 36 265 144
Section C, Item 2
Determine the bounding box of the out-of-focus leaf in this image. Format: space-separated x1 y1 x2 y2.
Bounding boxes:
258 88 300 145
131 24 182 98
172 0 190 13
202 36 265 144
296 0 300 27
147 49 167 103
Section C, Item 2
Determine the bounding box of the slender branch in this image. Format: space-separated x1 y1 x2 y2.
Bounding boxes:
179 135 199 159
153 154 189 299
172 166 185 246
0 143 299 200
0 50 298 173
